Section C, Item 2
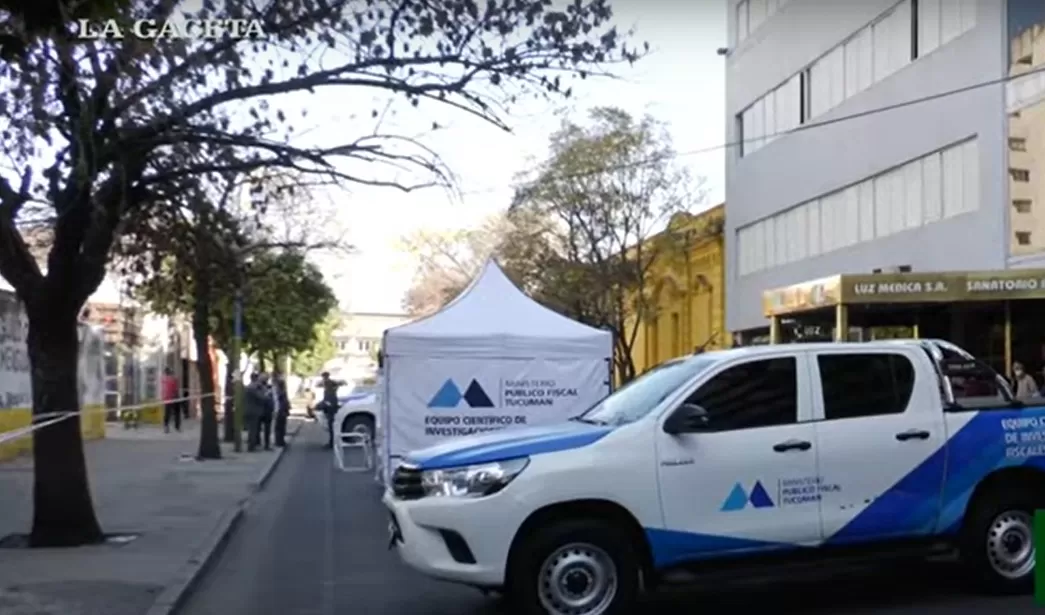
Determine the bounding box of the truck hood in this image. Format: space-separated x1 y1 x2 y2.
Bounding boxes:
403 422 614 470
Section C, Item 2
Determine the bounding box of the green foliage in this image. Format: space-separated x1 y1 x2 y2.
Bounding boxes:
291 310 341 376
140 244 337 360
218 250 338 358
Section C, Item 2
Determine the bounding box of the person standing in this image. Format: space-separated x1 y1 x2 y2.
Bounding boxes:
319 371 344 449
162 367 181 433
257 372 275 450
272 372 291 446
245 373 266 451
1012 362 1039 401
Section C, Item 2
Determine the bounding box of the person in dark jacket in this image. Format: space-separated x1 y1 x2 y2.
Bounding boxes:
272 371 291 447
319 371 344 448
245 373 270 452
258 372 275 450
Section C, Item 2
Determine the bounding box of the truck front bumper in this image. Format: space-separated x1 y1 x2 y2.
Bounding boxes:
382 489 516 588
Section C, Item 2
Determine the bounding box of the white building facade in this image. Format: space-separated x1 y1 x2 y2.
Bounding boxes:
723 0 1042 336
325 311 412 382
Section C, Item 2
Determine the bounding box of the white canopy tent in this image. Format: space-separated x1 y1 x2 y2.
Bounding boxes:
379 260 613 483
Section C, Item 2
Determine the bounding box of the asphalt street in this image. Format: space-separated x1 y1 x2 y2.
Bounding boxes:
179 422 1042 615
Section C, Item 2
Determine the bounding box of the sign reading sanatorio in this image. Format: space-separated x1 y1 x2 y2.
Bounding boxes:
74 18 267 40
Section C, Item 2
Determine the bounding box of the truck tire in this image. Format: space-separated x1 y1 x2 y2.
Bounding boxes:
507 518 639 615
961 491 1040 594
342 413 375 443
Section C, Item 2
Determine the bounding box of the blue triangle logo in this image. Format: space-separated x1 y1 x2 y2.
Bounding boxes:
428 379 462 408
749 481 775 508
463 379 494 408
721 483 748 511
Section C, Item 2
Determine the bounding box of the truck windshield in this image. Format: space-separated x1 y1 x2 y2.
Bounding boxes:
575 356 718 427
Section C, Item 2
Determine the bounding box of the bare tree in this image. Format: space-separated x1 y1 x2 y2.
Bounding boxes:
512 107 706 383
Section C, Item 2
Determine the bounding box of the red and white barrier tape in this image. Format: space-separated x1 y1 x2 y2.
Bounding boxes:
0 393 218 446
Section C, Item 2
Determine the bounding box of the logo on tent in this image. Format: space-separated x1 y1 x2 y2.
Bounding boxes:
720 481 775 511
428 379 495 409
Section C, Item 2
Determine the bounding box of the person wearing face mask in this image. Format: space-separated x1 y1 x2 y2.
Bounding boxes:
1012 361 1038 400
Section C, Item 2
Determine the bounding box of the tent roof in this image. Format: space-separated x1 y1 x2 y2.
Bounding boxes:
383 260 612 359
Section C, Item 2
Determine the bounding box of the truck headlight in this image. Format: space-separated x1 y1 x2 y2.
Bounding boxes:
420 457 529 498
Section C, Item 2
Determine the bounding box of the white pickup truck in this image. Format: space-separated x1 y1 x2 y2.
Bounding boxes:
383 340 1045 614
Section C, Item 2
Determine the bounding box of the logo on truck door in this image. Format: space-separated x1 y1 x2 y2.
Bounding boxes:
721 481 775 511
722 476 843 511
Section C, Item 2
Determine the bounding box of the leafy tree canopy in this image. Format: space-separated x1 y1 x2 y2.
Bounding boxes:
291 309 340 376
224 250 338 359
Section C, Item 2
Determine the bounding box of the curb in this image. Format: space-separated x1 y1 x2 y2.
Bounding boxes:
143 502 246 615
251 419 304 492
145 418 306 615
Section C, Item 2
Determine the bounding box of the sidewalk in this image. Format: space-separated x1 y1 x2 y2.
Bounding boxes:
0 418 302 615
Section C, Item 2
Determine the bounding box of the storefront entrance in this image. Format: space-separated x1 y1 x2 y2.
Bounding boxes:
761 270 1045 379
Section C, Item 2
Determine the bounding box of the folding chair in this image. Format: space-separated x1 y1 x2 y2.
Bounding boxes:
334 429 373 472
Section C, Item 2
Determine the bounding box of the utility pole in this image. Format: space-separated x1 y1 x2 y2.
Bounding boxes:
231 289 245 452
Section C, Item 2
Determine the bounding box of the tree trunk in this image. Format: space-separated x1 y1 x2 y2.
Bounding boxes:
258 354 267 373
190 261 221 460
614 339 636 385
26 307 104 547
193 299 221 459
222 360 235 442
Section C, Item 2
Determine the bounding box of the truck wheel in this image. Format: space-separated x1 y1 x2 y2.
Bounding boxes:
342 414 375 442
507 519 639 615
962 492 1040 594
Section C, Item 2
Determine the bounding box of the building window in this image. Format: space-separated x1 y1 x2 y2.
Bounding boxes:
740 72 801 158
1016 231 1032 246
736 0 791 45
736 0 750 43
1010 137 1027 151
741 0 977 135
1014 199 1033 213
916 0 977 59
143 366 158 400
670 313 680 357
871 1 912 83
736 138 977 276
1011 168 1031 182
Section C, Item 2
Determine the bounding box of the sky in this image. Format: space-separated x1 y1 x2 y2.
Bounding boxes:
311 1 729 314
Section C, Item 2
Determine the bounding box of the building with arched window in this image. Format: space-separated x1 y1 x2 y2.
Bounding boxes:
626 204 727 376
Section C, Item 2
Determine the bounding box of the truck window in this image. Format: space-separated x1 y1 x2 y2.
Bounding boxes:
939 358 1009 408
817 353 915 420
579 355 718 426
687 357 797 430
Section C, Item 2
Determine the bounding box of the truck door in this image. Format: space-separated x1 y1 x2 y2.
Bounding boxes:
654 353 821 565
811 349 947 544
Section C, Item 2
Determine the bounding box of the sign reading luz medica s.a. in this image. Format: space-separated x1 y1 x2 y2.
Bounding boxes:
845 273 1045 303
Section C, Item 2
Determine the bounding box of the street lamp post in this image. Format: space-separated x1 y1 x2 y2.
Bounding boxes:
231 289 245 452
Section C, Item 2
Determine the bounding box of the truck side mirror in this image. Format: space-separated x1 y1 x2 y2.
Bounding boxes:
664 403 711 435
